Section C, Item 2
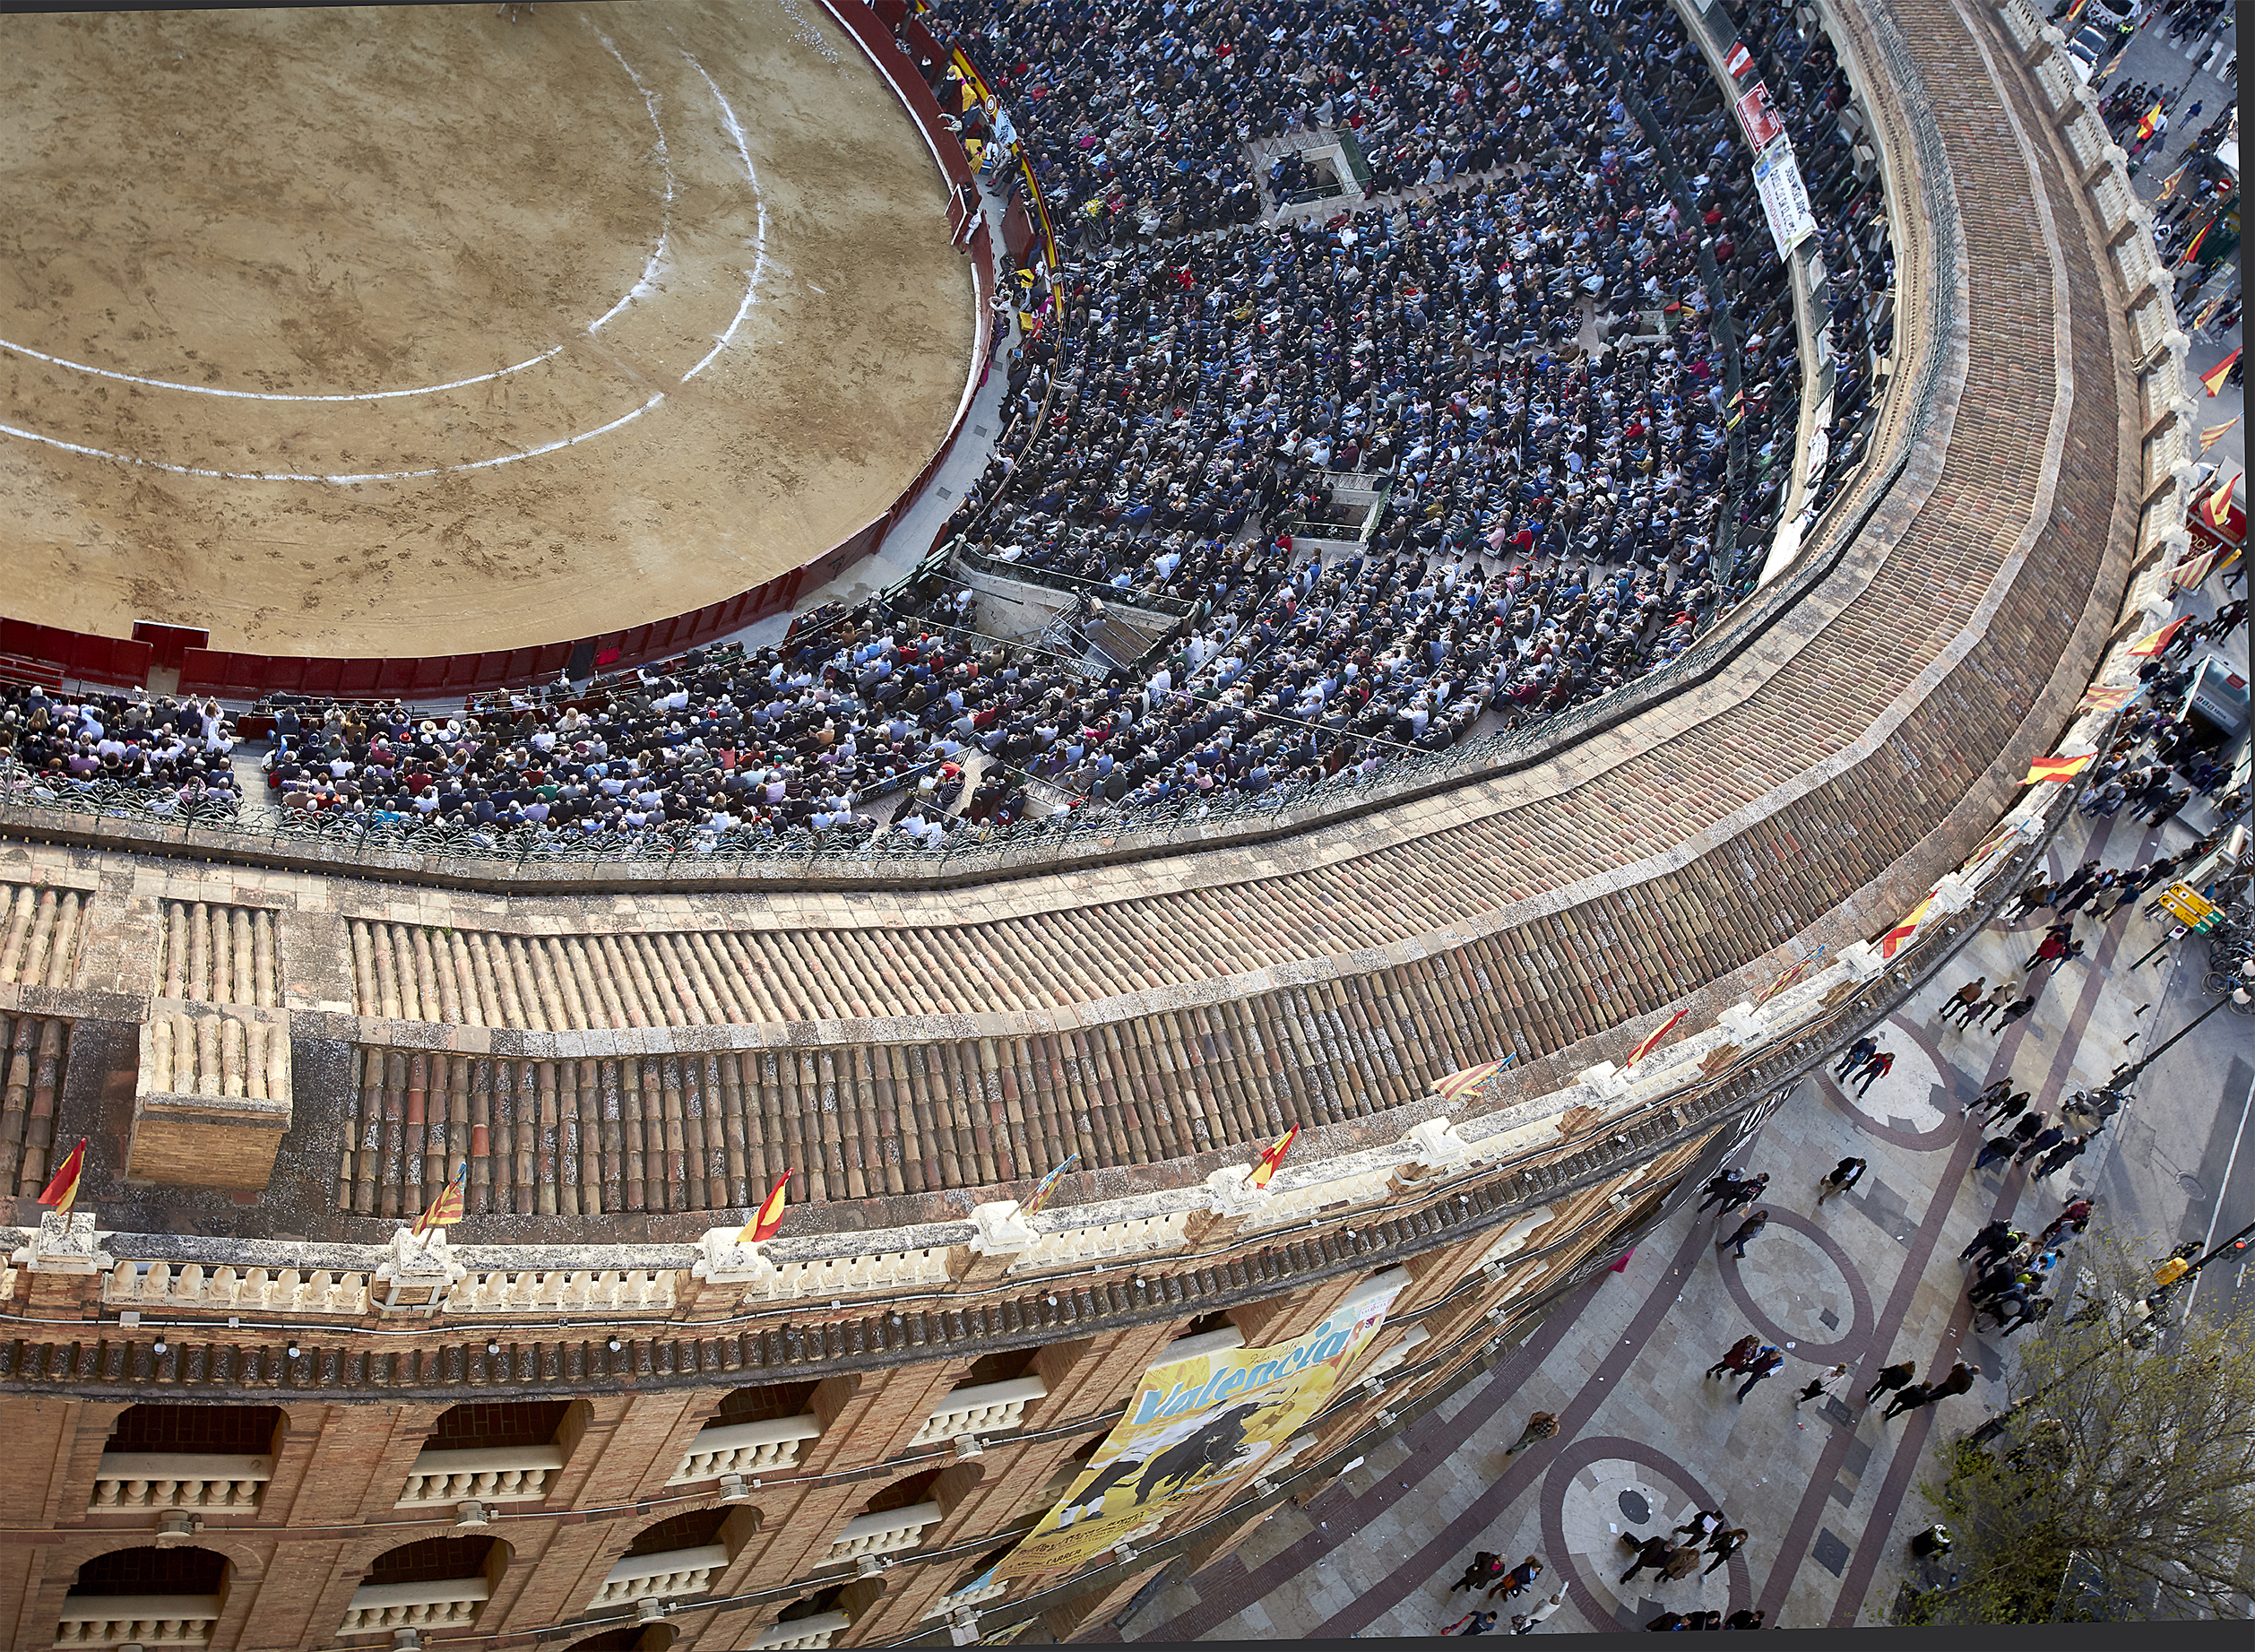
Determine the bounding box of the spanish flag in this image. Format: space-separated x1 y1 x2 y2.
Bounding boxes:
1019 1153 1080 1221
736 1170 792 1245
2075 684 2138 713
1433 1056 1514 1103
1247 1126 1299 1189
2022 752 2095 786
2201 349 2239 396
2135 101 2163 144
2177 218 2212 267
37 1137 86 1221
411 1160 469 1239
1879 891 1938 961
2127 617 2186 657
1623 1008 1689 1068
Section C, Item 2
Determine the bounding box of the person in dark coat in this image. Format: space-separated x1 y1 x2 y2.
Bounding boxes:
1864 1358 1916 1406
1717 1210 1770 1259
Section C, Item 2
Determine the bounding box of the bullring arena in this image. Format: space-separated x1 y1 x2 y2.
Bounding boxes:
0 0 2228 1647
0 1 972 656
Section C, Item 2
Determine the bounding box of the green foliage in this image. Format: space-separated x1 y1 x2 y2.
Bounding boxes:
1896 1230 2255 1624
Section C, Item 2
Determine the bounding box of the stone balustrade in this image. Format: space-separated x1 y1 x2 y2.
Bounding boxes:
826 1501 943 1561
1238 1163 1396 1232
395 1444 564 1507
737 1246 953 1302
749 1609 852 1650
1005 1210 1189 1274
910 1376 1048 1447
104 1261 370 1316
589 1543 730 1607
337 1578 488 1635
90 1451 274 1512
445 1267 676 1314
668 1413 825 1483
937 1578 1010 1613
54 1596 221 1647
1364 1323 1430 1379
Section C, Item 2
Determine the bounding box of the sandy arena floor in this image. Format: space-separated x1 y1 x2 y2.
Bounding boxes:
0 1 973 656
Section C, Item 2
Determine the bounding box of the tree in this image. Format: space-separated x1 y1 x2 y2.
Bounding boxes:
1896 1230 2255 1623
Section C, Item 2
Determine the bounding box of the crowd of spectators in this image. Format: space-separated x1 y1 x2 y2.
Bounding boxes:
2 0 1891 855
0 684 240 813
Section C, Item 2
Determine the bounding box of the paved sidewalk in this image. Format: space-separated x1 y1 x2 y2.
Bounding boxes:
1100 797 2241 1639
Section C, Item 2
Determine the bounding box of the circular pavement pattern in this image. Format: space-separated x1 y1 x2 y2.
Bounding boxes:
1716 1207 1875 1364
1542 1435 1751 1629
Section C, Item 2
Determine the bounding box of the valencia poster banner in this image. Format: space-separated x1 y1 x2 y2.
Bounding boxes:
995 1276 1404 1579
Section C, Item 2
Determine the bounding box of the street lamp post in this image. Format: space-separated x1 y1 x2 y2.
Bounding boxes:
2097 962 2254 1101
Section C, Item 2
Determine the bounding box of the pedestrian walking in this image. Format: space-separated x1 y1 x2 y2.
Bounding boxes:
1793 1362 1854 1409
1672 1509 1725 1544
1714 1172 1769 1217
1983 1087 2033 1128
1509 1589 1568 1634
1852 1050 1895 1096
1975 1134 2018 1172
2002 873 2052 920
1817 1156 1866 1203
1880 1380 1936 1422
1706 1334 1762 1379
1976 1286 2028 1330
2033 1134 2090 1181
1695 1169 1750 1212
1658 1544 1705 1582
1926 1361 1981 1403
2000 1294 2054 1336
1960 1217 2017 1264
1864 1358 1916 1406
1969 982 2018 1029
2014 1123 2067 1167
1620 1534 1677 1583
1970 1261 2034 1306
2009 1109 2049 1147
2024 929 2071 971
1487 1555 1543 1602
1966 1077 2012 1117
1504 1412 1559 1457
1718 1210 1770 1259
1646 1611 1689 1631
2037 1198 2095 1249
2050 858 2101 909
1443 1608 1501 1634
1991 992 2038 1032
1735 1345 1784 1403
1703 1527 1748 1574
1939 977 1987 1025
1450 1553 1506 1593
1833 1035 1878 1077
1724 1608 1767 1629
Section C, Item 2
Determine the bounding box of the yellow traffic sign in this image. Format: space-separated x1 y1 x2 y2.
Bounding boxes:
2157 883 2219 927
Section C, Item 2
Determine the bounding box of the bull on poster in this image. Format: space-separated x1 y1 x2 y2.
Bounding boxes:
994 1279 1404 1578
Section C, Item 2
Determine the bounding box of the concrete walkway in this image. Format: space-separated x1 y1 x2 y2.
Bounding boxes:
1096 666 2246 1637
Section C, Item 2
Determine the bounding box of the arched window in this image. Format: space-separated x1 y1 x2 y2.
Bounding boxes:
92 1405 282 1514
340 1534 509 1639
669 1380 824 1484
591 1507 746 1612
58 1545 228 1648
749 1584 851 1652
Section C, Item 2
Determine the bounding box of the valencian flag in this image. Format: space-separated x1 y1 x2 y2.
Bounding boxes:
2199 417 2238 454
1019 1153 1081 1221
2075 684 2139 713
412 1160 469 1239
736 1171 793 1245
1433 1056 1514 1104
2203 470 2240 530
1246 1126 1299 1189
1752 951 1822 1008
2173 547 2221 591
2127 617 2187 657
2023 752 2095 786
1623 1008 1689 1068
2201 349 2239 395
37 1137 87 1222
1879 891 1938 961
